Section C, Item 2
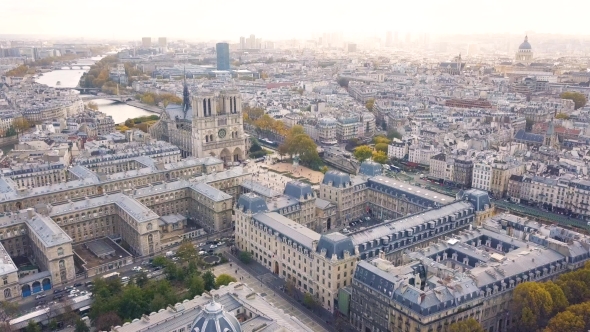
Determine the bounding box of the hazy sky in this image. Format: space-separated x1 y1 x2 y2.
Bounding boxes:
1 0 589 41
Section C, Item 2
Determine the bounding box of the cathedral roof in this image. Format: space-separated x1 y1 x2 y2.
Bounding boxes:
519 35 532 50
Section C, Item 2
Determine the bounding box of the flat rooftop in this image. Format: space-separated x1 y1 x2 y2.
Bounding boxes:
73 237 131 270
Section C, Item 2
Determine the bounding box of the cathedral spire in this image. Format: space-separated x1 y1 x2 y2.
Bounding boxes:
182 66 190 118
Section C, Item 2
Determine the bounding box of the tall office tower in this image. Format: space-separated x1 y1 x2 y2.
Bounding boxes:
255 38 262 49
142 37 151 48
248 34 256 49
216 42 230 71
158 37 167 47
386 31 393 47
239 36 246 49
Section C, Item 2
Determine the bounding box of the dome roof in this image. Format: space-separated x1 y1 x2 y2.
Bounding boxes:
519 35 532 50
192 300 241 332
359 160 382 177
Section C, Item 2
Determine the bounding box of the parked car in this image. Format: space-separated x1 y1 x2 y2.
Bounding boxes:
132 266 142 272
217 242 225 246
53 289 62 294
198 251 206 256
121 276 130 282
35 294 47 300
73 282 82 287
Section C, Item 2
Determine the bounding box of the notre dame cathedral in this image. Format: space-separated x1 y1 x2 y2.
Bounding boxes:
149 82 247 164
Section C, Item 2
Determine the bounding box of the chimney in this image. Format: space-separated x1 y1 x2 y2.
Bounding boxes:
26 208 34 218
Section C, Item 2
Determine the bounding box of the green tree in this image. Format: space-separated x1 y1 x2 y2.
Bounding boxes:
544 311 585 332
124 118 135 128
448 318 485 332
188 275 205 298
353 145 373 162
303 292 318 309
320 166 329 174
564 302 590 331
387 129 402 140
26 321 40 332
134 271 149 288
336 77 349 88
215 274 237 288
48 319 58 331
239 251 253 264
118 285 148 320
203 270 216 291
511 282 554 332
74 319 90 332
152 256 168 267
560 91 587 109
525 118 534 132
278 125 323 170
372 151 388 164
365 98 375 111
0 301 19 323
374 143 388 153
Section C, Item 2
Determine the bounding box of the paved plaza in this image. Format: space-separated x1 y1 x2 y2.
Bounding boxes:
210 261 328 332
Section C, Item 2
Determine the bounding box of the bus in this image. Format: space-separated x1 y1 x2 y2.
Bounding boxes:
78 305 91 317
102 272 120 280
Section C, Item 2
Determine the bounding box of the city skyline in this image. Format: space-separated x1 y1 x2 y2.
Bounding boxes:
1 0 589 40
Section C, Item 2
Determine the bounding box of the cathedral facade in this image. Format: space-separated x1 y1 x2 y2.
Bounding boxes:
150 85 247 164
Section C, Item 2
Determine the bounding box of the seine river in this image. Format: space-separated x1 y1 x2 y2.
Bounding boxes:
35 63 153 124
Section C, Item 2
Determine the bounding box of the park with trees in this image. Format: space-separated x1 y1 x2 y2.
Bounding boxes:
560 91 587 110
89 243 232 331
352 135 392 164
115 115 160 132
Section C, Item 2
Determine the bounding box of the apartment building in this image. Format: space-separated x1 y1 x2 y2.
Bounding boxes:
234 195 358 312
473 162 493 192
387 142 408 160
350 215 589 332
490 160 525 198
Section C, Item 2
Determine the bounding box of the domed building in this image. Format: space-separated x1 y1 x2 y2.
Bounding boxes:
191 300 241 332
515 35 533 64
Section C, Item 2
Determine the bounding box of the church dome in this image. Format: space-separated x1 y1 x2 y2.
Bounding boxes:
519 36 532 50
191 300 241 332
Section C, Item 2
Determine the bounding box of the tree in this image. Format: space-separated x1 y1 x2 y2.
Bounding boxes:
375 143 388 153
544 311 585 332
279 125 323 170
542 281 569 314
239 251 253 264
353 145 373 162
563 302 590 331
48 319 58 331
448 318 485 332
95 311 123 331
560 91 587 109
387 129 402 140
365 98 375 111
152 256 168 267
188 275 205 298
0 301 19 323
215 274 237 288
134 271 149 288
176 242 197 262
337 77 349 88
74 319 90 332
26 321 41 332
372 151 388 164
555 112 569 119
12 117 30 137
525 118 534 132
86 101 99 111
320 166 329 174
303 292 318 309
511 282 554 332
203 270 216 291
118 285 148 320
373 135 390 145
124 118 135 128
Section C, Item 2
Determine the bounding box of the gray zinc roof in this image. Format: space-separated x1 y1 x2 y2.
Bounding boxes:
322 171 352 188
283 181 314 200
237 193 269 214
316 232 355 259
253 212 321 250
